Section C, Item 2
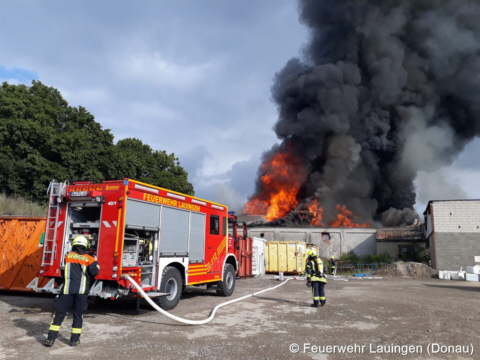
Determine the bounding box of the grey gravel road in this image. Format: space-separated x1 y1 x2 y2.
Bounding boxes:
1 275 479 360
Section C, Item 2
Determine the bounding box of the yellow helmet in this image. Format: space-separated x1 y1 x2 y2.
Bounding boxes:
308 249 316 257
330 255 334 259
72 235 88 248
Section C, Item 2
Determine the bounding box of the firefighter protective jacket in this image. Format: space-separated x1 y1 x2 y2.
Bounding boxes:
61 248 100 295
306 256 327 283
329 258 336 270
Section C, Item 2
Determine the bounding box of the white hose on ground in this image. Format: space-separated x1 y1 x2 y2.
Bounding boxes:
122 274 297 325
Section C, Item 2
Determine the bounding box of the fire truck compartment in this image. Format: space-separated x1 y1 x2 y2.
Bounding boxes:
65 202 102 263
125 198 207 259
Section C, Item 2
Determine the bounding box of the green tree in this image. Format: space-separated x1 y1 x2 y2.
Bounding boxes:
115 138 194 195
0 81 194 204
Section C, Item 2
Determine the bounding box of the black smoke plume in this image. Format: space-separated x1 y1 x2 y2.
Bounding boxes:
248 0 480 226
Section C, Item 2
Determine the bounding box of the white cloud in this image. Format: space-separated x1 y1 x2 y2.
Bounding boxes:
1 0 478 214
120 52 212 90
60 87 110 107
0 77 21 85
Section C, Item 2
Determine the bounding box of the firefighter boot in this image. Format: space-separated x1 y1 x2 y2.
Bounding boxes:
320 300 326 307
70 334 80 347
44 332 58 347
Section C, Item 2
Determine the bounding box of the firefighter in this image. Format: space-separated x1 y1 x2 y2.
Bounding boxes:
329 255 336 276
44 235 100 347
305 249 327 307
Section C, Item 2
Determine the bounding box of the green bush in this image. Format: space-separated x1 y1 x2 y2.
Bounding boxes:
400 245 430 263
339 251 392 264
372 252 392 264
340 251 360 263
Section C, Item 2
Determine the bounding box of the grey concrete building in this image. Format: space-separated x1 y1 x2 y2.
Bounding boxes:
424 200 480 270
245 225 377 259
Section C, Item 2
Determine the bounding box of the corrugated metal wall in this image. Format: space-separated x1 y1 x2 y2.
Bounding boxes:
0 217 49 291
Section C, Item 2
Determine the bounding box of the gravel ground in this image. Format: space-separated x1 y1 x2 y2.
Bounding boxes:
0 273 479 360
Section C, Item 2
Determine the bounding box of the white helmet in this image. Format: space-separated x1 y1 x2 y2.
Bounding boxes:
72 235 88 248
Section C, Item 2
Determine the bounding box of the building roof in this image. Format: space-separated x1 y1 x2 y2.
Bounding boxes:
376 227 425 242
235 215 268 226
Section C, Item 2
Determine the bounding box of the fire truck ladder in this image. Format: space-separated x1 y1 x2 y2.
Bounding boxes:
41 182 67 266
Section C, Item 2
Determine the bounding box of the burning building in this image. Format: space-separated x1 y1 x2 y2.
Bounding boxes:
243 0 480 228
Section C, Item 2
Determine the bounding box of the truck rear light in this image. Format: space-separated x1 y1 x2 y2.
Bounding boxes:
39 269 44 274
113 258 119 265
112 266 118 271
112 274 118 279
113 252 119 257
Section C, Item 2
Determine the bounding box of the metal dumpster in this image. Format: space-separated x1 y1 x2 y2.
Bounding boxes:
265 241 319 274
0 217 49 291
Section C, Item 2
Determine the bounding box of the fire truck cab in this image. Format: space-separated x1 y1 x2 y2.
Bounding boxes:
28 179 238 310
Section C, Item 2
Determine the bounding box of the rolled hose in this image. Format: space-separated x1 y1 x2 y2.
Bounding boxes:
122 274 295 325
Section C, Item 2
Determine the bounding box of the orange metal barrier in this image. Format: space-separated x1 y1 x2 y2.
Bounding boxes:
0 217 49 291
235 237 253 279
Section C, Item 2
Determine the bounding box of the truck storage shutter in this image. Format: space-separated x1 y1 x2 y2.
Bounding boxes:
160 207 189 256
189 212 206 262
126 199 160 228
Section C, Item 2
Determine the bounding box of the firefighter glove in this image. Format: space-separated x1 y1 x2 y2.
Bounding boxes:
306 282 312 288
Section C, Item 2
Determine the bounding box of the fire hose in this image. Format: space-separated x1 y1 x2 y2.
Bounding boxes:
122 274 299 325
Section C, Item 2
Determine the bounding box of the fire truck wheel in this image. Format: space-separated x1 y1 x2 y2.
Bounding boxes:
155 266 182 310
216 263 236 297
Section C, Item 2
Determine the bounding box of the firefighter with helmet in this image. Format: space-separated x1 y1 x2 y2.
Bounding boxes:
329 255 336 276
44 235 100 347
305 249 327 307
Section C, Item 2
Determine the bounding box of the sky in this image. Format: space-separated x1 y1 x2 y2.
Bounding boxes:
1 0 479 219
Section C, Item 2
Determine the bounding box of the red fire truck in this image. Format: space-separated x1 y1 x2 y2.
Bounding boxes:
28 179 238 310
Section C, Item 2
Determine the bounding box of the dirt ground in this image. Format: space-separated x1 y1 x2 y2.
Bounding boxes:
0 269 479 360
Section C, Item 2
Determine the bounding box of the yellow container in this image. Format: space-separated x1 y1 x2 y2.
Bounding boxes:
265 241 319 274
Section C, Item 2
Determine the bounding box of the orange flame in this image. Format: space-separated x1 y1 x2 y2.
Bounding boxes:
306 199 323 226
243 147 307 221
331 204 370 228
244 147 370 227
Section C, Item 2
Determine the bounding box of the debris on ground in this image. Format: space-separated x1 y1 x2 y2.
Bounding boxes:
375 261 438 278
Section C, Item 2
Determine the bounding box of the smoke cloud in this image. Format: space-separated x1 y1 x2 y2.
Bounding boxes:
248 0 480 226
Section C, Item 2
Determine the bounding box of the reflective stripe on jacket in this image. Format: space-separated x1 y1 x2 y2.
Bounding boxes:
62 251 100 295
